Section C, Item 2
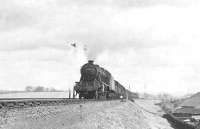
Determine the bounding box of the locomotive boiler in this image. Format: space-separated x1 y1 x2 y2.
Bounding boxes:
74 60 138 99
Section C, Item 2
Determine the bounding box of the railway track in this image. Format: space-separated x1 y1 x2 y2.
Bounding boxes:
0 98 93 109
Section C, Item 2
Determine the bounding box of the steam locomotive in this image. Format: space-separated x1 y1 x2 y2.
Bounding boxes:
74 60 138 99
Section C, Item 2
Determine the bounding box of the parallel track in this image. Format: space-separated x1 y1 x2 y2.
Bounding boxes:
0 98 93 109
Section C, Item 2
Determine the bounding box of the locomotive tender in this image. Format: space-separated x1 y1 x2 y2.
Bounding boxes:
74 60 138 99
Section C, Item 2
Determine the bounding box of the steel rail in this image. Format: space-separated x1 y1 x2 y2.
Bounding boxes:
0 98 94 109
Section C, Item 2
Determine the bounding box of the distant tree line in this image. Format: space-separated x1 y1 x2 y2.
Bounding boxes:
25 86 62 92
157 93 176 102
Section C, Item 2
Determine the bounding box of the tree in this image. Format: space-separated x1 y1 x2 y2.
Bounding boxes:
34 86 45 92
25 86 34 92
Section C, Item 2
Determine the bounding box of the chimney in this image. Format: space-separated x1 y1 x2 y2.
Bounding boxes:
88 60 94 64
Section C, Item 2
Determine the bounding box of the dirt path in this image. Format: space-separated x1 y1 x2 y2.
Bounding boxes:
0 100 173 129
134 99 165 115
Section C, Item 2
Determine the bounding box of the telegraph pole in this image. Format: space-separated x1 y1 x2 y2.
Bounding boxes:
68 88 71 98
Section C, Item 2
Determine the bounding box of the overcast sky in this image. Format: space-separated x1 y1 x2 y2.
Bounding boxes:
1 0 200 96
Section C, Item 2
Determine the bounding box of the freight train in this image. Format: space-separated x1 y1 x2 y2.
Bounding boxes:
74 60 138 99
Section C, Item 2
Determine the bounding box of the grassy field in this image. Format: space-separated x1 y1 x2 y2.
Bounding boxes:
0 92 70 98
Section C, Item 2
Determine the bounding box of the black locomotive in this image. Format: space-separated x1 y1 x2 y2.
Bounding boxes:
74 60 138 99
